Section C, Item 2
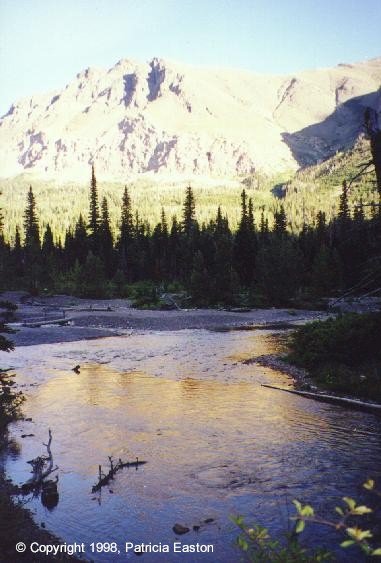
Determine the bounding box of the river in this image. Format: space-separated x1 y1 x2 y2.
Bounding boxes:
5 329 381 562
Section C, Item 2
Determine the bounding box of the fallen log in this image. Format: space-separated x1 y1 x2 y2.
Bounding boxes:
92 456 147 493
22 318 72 327
261 384 381 415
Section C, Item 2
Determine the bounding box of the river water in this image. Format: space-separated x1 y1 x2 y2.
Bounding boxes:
5 329 381 562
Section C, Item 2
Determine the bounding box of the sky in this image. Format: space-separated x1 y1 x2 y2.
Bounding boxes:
0 0 381 115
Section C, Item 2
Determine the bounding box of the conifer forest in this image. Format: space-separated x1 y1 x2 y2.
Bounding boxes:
1 128 380 309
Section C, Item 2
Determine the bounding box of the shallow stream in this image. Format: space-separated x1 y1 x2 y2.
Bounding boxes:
5 329 381 561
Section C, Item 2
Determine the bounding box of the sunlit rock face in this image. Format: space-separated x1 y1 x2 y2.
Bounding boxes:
1 56 381 181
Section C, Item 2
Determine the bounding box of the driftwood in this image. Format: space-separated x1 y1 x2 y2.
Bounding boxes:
21 429 59 494
22 318 71 328
261 384 381 415
92 456 147 493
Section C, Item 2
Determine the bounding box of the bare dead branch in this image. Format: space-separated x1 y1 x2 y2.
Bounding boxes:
92 455 147 493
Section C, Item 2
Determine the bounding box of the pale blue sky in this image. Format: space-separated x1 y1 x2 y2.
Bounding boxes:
1 0 380 115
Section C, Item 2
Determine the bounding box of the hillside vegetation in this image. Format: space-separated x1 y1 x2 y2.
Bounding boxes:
0 138 377 243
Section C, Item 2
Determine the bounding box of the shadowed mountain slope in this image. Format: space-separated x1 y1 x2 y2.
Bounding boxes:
0 57 381 181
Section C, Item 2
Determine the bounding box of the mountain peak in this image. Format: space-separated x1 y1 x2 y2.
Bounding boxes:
0 57 380 181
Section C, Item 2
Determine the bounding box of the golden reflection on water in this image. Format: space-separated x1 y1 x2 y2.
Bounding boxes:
28 362 338 465
6 330 381 562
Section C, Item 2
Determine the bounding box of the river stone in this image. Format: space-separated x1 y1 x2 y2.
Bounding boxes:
172 523 190 535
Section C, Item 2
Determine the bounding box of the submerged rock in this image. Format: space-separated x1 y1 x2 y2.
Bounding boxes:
172 523 190 535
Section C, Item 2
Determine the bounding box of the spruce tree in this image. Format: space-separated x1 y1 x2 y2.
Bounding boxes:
169 216 180 279
338 180 350 223
182 185 196 235
213 210 235 304
23 186 41 292
23 186 40 249
73 214 89 263
42 224 54 257
190 250 210 306
11 226 23 278
273 204 287 235
151 208 169 280
117 186 134 276
100 197 114 277
88 165 100 251
316 211 327 244
41 224 56 288
240 189 248 226
248 197 255 232
160 208 168 236
119 186 133 243
233 189 256 286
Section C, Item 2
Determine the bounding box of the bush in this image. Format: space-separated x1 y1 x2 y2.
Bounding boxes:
234 479 381 562
126 281 160 309
287 313 381 399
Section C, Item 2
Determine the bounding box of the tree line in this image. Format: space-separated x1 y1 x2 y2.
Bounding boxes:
0 164 380 307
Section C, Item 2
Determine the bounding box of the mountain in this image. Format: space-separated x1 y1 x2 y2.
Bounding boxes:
1 57 381 181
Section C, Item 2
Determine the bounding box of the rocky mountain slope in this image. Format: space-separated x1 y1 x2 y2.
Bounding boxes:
1 57 380 181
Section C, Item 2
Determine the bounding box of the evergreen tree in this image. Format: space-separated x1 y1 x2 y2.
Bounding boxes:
182 185 196 236
88 165 100 252
233 189 256 286
213 212 236 305
100 197 114 277
160 208 168 236
338 180 350 223
248 197 255 232
256 238 303 305
119 185 134 244
11 226 24 279
315 211 327 245
23 186 41 292
273 204 287 235
240 189 248 226
42 224 55 257
190 250 210 306
74 251 107 298
41 224 56 287
23 186 40 249
73 214 89 264
117 186 134 277
151 209 169 280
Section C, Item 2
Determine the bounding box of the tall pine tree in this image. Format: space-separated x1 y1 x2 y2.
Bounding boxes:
100 197 114 277
88 165 100 252
23 186 40 249
117 185 134 275
182 185 196 236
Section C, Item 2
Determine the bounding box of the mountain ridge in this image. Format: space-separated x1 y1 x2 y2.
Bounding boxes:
1 56 380 181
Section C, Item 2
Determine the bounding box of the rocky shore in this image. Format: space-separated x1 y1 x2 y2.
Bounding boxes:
1 291 328 347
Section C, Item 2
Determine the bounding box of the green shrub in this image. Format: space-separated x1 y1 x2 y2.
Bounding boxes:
287 313 381 399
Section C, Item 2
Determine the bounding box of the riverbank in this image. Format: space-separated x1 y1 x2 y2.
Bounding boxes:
243 313 381 409
0 379 83 561
0 468 83 562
